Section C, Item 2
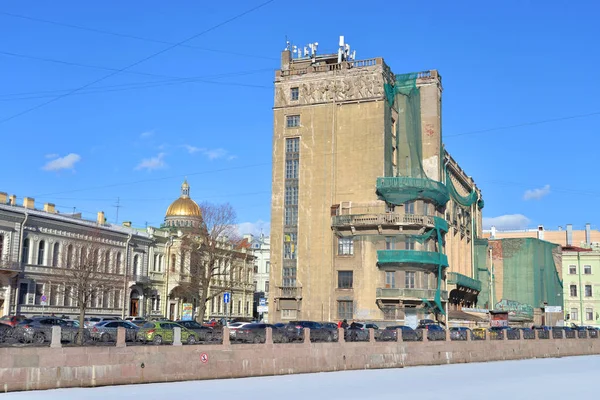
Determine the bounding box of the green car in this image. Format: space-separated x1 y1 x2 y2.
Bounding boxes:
137 321 198 345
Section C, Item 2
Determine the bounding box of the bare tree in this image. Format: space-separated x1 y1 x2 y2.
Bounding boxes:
172 202 250 323
56 231 121 344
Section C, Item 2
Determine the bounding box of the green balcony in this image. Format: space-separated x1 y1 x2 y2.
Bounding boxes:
377 250 449 268
447 272 482 292
376 176 450 207
376 288 448 302
332 213 448 233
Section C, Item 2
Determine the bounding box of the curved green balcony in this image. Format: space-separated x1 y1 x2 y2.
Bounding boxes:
377 250 449 268
376 176 450 207
447 272 482 292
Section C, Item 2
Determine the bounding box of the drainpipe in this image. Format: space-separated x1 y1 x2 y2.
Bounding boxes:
121 234 133 319
15 212 29 314
164 235 174 318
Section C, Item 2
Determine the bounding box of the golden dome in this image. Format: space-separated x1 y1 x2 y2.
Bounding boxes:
165 179 202 218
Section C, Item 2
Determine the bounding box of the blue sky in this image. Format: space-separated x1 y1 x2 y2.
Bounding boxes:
1 1 599 233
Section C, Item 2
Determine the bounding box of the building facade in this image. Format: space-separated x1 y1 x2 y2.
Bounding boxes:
269 38 484 326
245 234 270 320
0 181 255 321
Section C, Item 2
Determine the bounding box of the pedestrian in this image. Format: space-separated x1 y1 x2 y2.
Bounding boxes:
341 319 349 329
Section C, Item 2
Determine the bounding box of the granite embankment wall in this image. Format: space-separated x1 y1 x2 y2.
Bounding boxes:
2 328 600 392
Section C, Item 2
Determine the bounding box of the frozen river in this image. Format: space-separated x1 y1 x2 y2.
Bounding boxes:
5 356 599 399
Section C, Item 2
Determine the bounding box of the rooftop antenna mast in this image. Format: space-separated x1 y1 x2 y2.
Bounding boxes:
113 197 122 224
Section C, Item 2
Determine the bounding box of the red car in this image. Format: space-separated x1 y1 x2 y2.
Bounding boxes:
0 315 27 327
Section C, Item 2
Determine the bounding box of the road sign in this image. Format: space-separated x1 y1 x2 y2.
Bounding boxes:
223 292 230 304
40 295 47 306
200 353 209 363
257 306 268 313
259 298 266 307
545 306 562 313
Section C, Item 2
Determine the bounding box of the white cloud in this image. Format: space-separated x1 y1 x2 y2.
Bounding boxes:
45 153 59 159
483 214 530 230
237 220 270 237
523 184 550 200
140 131 154 138
135 153 166 171
204 148 228 160
183 144 202 154
42 153 81 171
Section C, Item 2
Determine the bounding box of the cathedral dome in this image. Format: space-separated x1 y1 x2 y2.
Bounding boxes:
165 180 202 219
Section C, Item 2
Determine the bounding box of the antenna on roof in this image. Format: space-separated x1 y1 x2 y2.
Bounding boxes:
338 36 345 63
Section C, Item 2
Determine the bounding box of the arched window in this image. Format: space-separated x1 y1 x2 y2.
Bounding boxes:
0 234 4 261
133 254 140 276
22 238 30 264
115 252 122 274
104 251 110 273
66 244 73 267
52 242 59 267
153 254 158 272
171 254 176 273
37 240 45 265
93 249 100 270
79 247 86 266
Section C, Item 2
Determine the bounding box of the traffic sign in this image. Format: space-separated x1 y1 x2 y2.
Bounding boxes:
200 353 209 363
223 292 230 304
259 298 266 306
257 306 268 313
545 306 562 313
40 295 47 306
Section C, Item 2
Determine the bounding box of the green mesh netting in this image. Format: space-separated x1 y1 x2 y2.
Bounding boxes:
499 238 563 309
474 239 491 309
445 166 478 207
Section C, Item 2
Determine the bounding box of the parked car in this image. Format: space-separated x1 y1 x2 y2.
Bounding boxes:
417 323 444 331
235 323 289 343
284 321 336 342
319 322 340 341
228 322 251 339
90 320 139 342
0 323 13 342
472 327 487 339
379 325 418 341
137 321 198 345
449 327 471 340
175 320 214 342
130 319 148 327
0 315 27 327
84 316 121 328
14 317 88 344
125 317 145 323
273 323 286 329
345 322 378 342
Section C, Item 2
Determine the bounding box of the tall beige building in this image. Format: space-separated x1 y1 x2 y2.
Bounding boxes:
269 39 484 326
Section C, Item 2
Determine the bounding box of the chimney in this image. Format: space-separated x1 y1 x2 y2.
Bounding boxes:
9 195 16 206
586 223 591 245
491 226 496 239
23 197 35 209
0 192 6 204
122 221 132 228
43 203 56 213
537 225 544 240
566 224 573 246
97 211 106 225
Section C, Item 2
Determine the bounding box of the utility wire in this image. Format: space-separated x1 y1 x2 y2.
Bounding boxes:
0 0 275 126
0 10 278 61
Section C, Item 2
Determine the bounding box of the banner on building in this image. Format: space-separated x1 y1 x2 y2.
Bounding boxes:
182 303 193 321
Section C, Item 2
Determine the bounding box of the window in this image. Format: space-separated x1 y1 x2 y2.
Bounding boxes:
585 285 592 297
115 252 122 274
286 137 300 153
290 87 299 101
338 300 353 320
64 286 72 307
286 115 300 128
0 234 3 261
265 281 270 293
284 207 298 226
66 244 73 267
282 309 297 319
571 308 578 321
104 251 110 273
253 281 257 291
133 255 140 276
385 237 395 250
283 267 296 287
570 285 577 297
405 271 415 289
584 265 592 275
423 203 429 216
245 301 249 315
569 265 577 275
171 254 176 273
586 308 594 321
35 283 43 305
285 186 298 205
266 261 270 273
52 243 59 267
285 159 299 179
338 237 354 256
22 238 29 264
405 238 415 250
79 247 86 266
338 271 353 289
37 240 45 265
385 271 396 288
218 296 222 313
404 201 415 214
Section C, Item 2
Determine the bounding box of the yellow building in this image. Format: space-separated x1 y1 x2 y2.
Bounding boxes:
269 38 483 326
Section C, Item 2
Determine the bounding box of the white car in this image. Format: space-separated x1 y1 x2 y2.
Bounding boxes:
228 322 251 339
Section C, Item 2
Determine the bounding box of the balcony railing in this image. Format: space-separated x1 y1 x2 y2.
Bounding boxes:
447 272 482 292
377 250 449 268
376 288 448 301
376 176 450 207
332 213 448 233
276 286 302 298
